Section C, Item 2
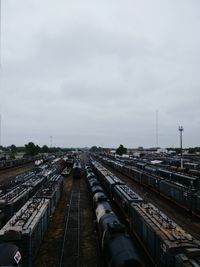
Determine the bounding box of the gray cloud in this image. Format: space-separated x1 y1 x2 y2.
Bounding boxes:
0 0 200 147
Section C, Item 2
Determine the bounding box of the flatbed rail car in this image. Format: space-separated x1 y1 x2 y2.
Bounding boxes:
90 159 200 267
0 243 22 266
97 156 200 216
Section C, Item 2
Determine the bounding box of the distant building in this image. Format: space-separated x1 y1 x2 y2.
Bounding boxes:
156 148 168 154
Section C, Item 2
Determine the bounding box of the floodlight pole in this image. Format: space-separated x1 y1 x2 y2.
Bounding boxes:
178 126 184 168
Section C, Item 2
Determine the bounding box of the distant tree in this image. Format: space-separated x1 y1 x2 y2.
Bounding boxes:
90 146 104 152
9 152 16 159
16 146 26 153
25 142 40 156
41 145 49 153
174 148 181 154
90 146 99 152
188 147 200 154
10 144 17 153
8 144 17 159
49 147 61 153
116 144 127 156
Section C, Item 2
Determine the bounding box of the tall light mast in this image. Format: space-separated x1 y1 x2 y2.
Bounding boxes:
178 126 184 168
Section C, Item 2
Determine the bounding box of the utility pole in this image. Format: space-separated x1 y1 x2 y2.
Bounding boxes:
178 126 184 168
156 110 158 148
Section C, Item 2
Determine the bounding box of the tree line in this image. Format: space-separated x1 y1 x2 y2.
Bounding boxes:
90 144 127 156
0 142 72 159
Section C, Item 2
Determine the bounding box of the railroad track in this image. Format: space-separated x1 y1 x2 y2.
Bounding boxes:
0 162 34 173
59 178 80 267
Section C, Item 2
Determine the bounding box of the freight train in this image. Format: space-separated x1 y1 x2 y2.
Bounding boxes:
0 174 63 266
97 156 200 216
72 159 82 179
0 157 65 266
90 159 200 267
85 164 143 267
0 156 40 170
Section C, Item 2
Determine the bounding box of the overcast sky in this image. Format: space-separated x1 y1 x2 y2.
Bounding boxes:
0 0 200 148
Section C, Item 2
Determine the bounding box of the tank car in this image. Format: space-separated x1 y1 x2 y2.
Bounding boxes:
0 243 22 266
85 166 143 267
97 210 142 267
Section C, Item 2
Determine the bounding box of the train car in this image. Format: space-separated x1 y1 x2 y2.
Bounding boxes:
0 184 32 223
90 185 104 196
91 160 124 195
0 243 22 266
103 175 124 196
0 209 4 227
184 162 200 170
157 168 173 180
159 180 195 211
91 157 200 267
0 198 50 267
88 178 100 188
93 191 108 208
34 175 63 215
14 171 35 184
112 184 143 214
132 168 142 183
98 156 200 216
175 248 200 267
85 167 143 267
171 172 200 190
72 160 82 179
129 203 200 267
98 211 142 267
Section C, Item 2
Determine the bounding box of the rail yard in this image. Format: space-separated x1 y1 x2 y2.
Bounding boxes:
0 152 200 267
